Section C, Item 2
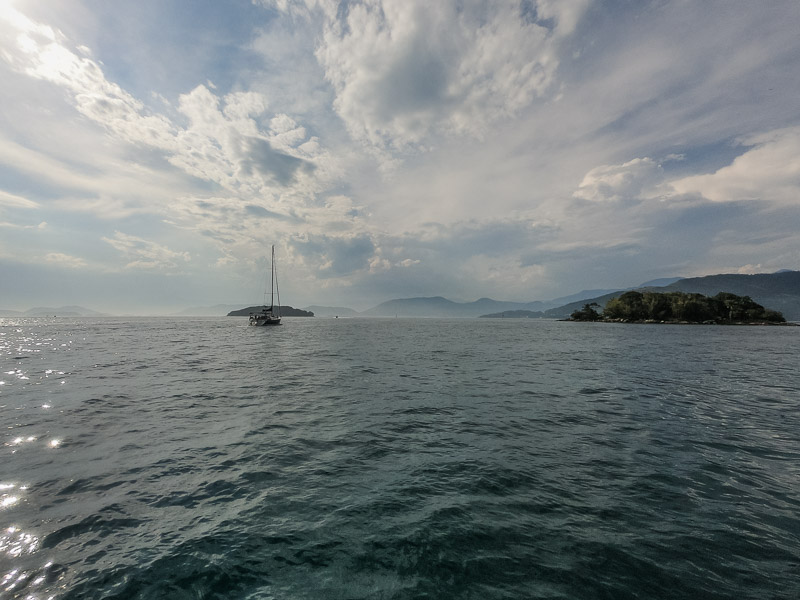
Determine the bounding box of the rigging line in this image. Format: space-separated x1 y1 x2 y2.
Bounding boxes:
270 245 275 310
274 248 281 317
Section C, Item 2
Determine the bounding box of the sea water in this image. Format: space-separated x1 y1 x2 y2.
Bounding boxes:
1 317 798 599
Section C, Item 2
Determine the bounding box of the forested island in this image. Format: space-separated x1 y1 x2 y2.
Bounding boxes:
227 306 314 317
570 291 788 324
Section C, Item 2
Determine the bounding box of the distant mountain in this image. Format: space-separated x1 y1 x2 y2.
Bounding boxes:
638 277 684 288
542 292 627 319
538 278 685 311
361 277 684 318
304 305 359 317
361 296 538 318
663 271 800 320
174 304 247 316
540 289 621 310
475 278 682 319
543 270 800 321
479 310 545 319
298 272 799 321
662 270 800 296
227 305 314 317
24 306 107 317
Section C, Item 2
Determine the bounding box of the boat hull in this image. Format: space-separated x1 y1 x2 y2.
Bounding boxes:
249 315 281 326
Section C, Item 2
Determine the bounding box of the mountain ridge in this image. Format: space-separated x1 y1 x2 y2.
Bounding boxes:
0 306 108 317
4 271 797 319
303 305 359 317
539 271 800 320
357 277 687 318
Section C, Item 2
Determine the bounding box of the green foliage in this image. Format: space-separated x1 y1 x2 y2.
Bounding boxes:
570 303 601 321
644 292 673 321
600 291 785 323
712 292 786 322
603 291 648 321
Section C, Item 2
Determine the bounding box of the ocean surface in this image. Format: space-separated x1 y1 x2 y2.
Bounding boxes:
1 317 799 599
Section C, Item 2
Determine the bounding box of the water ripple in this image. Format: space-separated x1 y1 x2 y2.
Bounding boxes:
0 317 799 598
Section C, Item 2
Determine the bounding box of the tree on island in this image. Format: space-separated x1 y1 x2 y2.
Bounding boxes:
570 303 602 321
598 291 785 323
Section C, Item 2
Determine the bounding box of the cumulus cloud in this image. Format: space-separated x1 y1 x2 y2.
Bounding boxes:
671 127 800 204
368 255 391 273
572 128 800 209
0 5 354 281
102 232 190 270
272 0 589 150
366 252 418 274
169 84 325 195
735 263 763 275
1 9 332 206
573 157 667 203
0 7 356 289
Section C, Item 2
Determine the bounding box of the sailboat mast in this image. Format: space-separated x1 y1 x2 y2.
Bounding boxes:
274 251 281 318
270 245 275 310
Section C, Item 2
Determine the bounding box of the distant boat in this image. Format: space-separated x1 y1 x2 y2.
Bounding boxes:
249 245 282 326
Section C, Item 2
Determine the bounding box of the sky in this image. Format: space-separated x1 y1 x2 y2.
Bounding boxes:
1 0 800 314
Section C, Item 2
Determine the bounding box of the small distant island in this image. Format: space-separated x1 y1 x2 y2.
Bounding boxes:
227 306 314 317
569 291 788 324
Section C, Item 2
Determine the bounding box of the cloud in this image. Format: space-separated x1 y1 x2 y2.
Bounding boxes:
290 232 375 277
44 252 86 268
1 4 176 151
286 0 590 150
0 131 197 220
568 125 800 228
735 264 763 275
671 127 800 204
322 218 565 302
0 189 39 209
3 1 800 312
0 220 46 230
239 136 315 185
396 258 419 268
161 85 339 221
0 6 348 272
102 231 190 270
573 157 666 203
244 204 297 221
0 188 44 230
2 10 332 205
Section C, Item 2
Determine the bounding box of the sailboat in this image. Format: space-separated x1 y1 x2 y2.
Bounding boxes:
249 245 282 326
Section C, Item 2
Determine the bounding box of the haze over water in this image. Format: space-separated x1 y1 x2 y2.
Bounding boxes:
1 317 799 599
